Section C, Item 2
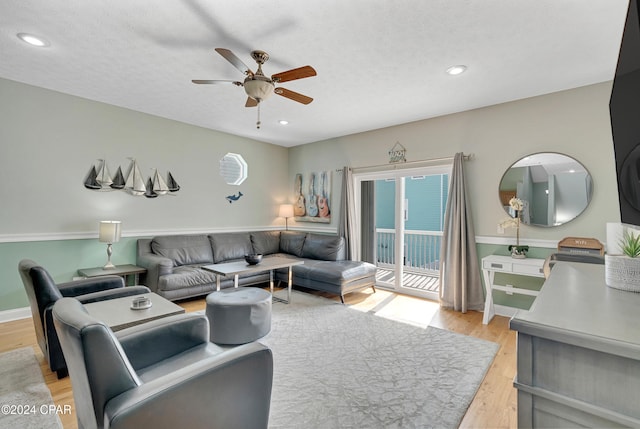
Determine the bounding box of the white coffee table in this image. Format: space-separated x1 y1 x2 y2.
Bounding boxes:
83 292 185 331
202 256 304 304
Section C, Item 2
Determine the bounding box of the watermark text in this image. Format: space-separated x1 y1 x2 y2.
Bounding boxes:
1 404 72 415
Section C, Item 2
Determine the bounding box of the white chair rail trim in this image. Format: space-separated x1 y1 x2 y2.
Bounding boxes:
0 225 282 243
2 231 557 247
475 235 557 248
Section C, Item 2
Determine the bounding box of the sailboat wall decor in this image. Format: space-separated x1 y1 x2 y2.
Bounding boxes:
84 159 116 191
144 177 157 198
152 169 169 195
83 158 180 197
167 171 180 192
95 159 113 187
110 166 125 189
124 159 146 196
83 165 101 190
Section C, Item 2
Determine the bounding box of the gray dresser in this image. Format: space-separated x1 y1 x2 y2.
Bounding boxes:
510 262 640 428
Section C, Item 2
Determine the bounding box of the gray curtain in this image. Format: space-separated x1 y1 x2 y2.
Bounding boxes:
439 153 483 312
338 167 358 260
360 181 376 264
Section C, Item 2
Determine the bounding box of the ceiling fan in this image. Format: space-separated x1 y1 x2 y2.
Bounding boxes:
192 48 317 128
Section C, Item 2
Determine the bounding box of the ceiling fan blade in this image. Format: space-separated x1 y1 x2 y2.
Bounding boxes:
272 66 317 83
215 48 254 76
245 97 258 108
191 80 243 85
274 87 313 105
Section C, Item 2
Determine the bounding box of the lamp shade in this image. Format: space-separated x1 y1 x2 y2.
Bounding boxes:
99 221 121 243
279 204 294 218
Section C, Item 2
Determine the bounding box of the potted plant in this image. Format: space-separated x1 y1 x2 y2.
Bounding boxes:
605 229 640 292
499 197 529 259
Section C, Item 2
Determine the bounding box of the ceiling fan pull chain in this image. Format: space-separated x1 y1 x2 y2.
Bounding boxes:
256 102 261 129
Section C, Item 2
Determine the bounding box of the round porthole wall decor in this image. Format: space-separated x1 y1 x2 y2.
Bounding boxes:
219 153 248 185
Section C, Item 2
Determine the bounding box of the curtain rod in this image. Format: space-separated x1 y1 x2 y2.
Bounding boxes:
335 153 473 173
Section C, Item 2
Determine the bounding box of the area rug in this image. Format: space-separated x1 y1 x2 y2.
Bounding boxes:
0 347 63 429
260 291 499 429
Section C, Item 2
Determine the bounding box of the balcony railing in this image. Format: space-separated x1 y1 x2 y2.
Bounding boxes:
376 228 442 274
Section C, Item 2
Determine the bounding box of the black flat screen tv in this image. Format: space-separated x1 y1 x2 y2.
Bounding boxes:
610 0 640 226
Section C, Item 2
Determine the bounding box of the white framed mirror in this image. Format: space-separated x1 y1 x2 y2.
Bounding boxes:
219 153 248 185
498 152 593 227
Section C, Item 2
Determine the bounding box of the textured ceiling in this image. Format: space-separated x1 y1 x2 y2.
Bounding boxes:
0 0 629 147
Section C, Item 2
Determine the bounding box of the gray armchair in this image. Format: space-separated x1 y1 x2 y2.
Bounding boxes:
52 297 273 429
18 259 150 378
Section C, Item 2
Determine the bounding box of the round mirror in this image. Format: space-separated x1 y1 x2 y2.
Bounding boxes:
219 153 248 185
498 152 593 227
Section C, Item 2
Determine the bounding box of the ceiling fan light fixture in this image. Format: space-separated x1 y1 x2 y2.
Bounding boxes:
243 77 274 102
446 65 467 76
193 48 316 130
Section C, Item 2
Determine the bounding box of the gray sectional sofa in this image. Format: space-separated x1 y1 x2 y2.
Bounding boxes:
136 231 377 303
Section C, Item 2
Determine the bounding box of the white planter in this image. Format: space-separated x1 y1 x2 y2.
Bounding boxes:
605 255 640 292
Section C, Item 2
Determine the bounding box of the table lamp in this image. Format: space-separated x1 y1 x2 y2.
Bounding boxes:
279 204 294 231
99 221 121 269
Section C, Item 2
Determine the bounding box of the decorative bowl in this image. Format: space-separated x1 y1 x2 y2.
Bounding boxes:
245 253 263 265
131 296 152 310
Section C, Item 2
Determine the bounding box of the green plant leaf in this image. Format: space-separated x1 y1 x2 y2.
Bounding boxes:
620 230 640 258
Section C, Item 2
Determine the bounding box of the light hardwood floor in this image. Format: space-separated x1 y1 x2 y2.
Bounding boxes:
0 288 516 429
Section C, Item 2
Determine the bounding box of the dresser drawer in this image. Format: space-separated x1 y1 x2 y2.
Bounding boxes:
483 260 512 272
512 262 545 277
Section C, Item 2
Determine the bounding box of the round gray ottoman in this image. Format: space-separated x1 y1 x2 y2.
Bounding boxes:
205 287 272 345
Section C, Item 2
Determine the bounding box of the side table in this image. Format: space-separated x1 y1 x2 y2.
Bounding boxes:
77 264 147 286
481 255 545 324
83 292 184 331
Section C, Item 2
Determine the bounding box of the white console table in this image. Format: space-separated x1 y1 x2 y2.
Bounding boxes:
481 255 545 324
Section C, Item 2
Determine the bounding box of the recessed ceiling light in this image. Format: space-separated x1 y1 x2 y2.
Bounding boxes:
278 120 289 125
17 33 50 47
446 65 467 76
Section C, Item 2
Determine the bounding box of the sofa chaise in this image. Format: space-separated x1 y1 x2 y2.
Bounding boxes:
137 231 377 303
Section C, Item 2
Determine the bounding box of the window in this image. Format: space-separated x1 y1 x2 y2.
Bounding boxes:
219 153 248 185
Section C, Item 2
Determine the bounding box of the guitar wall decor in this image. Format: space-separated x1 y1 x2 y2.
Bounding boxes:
293 171 331 223
318 171 330 218
293 173 306 217
306 173 319 217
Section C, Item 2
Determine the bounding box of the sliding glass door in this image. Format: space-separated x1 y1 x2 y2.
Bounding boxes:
355 164 451 301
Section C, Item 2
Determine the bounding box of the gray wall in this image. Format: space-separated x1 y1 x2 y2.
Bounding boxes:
0 78 623 313
0 78 290 235
288 81 621 243
287 81 620 311
0 78 289 311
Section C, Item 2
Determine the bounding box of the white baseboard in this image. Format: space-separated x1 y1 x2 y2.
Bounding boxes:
0 306 31 323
